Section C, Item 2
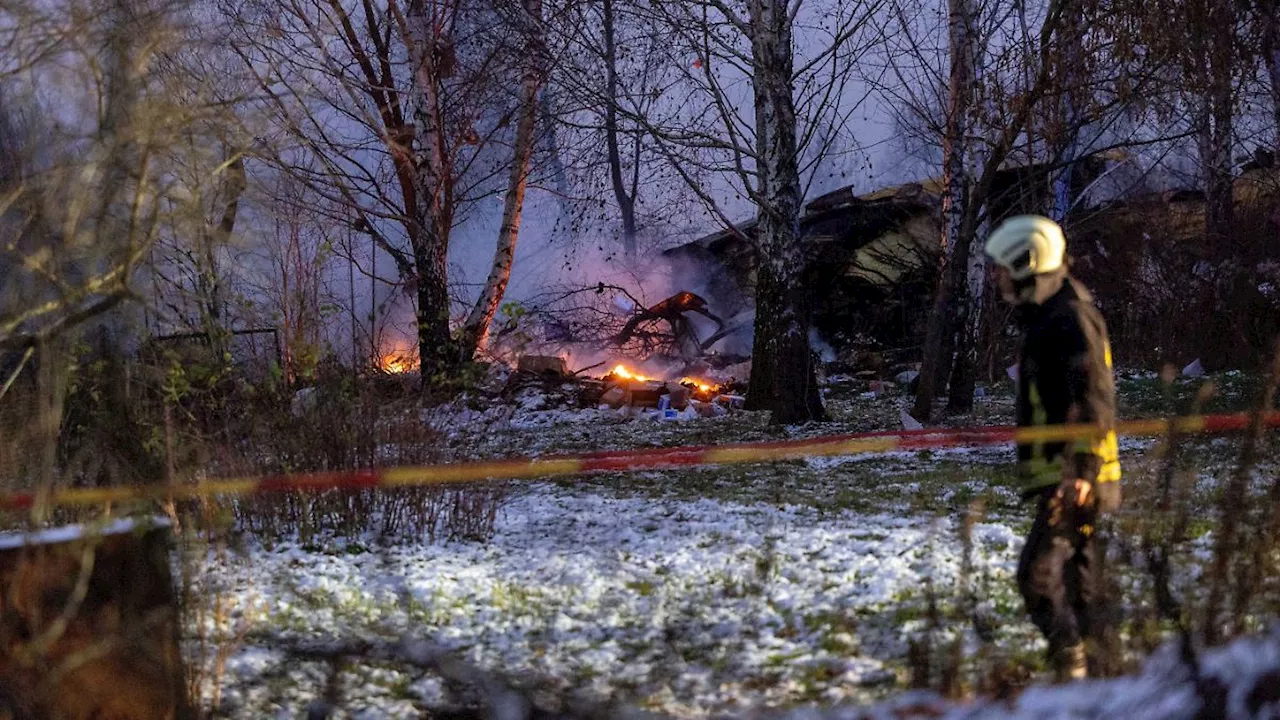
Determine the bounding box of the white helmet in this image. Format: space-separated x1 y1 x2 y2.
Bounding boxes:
983 215 1066 281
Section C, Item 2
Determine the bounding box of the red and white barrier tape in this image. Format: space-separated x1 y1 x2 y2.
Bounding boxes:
1 412 1276 511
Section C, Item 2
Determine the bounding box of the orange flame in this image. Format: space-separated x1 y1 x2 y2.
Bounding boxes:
611 364 649 382
680 376 721 392
379 353 415 374
681 377 714 393
377 337 417 374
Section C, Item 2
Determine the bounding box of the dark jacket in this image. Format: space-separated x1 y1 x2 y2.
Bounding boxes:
1015 275 1121 503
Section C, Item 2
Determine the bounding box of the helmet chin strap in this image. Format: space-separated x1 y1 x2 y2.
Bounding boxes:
1007 268 1067 306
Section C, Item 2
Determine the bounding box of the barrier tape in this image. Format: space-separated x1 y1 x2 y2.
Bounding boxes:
2 411 1277 512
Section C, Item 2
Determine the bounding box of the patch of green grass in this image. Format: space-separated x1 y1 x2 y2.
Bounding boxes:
716 572 764 598
1117 371 1269 417
626 580 657 597
764 650 807 667
491 581 544 613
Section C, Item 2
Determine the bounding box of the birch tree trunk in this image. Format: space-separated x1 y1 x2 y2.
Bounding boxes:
911 0 974 422
945 210 987 412
198 153 246 358
407 1 458 383
1202 0 1235 262
741 0 826 424
458 0 545 361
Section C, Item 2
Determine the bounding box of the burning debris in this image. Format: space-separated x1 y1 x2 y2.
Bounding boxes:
613 290 738 360
595 363 744 418
375 335 418 375
501 354 746 421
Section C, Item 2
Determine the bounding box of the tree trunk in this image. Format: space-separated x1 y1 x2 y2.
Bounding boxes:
603 0 638 260
407 4 457 383
1049 12 1085 222
0 519 189 719
946 214 987 412
197 154 246 359
912 0 974 422
458 0 544 361
412 224 452 381
1203 0 1235 261
1265 5 1280 154
742 0 825 425
538 87 571 219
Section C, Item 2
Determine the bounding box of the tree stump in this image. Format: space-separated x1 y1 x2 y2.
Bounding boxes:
0 517 190 719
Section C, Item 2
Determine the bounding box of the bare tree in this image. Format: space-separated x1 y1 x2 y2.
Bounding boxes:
1184 0 1245 259
1 0 246 512
223 0 519 383
0 0 229 353
549 0 673 261
1258 0 1280 154
604 0 882 424
891 0 1185 419
894 0 977 422
148 145 249 348
238 171 342 381
457 0 549 361
894 0 1077 420
602 0 638 258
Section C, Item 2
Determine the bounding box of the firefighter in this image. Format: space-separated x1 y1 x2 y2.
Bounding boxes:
984 215 1121 681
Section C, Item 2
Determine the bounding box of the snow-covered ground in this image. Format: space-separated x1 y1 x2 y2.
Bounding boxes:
183 374 1274 718
802 627 1280 719
191 482 1031 717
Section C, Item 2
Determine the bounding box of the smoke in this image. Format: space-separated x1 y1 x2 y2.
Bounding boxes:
809 328 837 363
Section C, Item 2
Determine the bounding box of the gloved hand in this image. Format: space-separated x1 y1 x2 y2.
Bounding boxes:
1059 478 1093 510
1048 477 1096 532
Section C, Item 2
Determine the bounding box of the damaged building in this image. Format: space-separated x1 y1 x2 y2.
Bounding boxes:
662 157 1107 369
662 156 1280 373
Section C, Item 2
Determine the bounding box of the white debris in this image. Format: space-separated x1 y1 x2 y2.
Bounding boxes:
899 409 924 431
1182 358 1205 378
0 515 171 550
291 387 318 417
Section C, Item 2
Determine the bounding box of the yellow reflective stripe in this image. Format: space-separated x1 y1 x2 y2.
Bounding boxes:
1029 383 1047 445
1100 430 1118 462
1070 430 1119 461
1029 382 1047 426
1024 381 1122 487
1019 455 1063 490
1098 460 1121 483
1021 382 1054 490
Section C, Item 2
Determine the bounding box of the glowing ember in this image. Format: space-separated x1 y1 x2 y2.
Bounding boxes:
681 377 714 393
379 354 415 374
377 338 418 374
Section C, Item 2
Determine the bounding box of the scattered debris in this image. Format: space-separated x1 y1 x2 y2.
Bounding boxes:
615 291 727 360
594 364 727 417
517 355 569 377
291 387 318 417
1182 358 1205 378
